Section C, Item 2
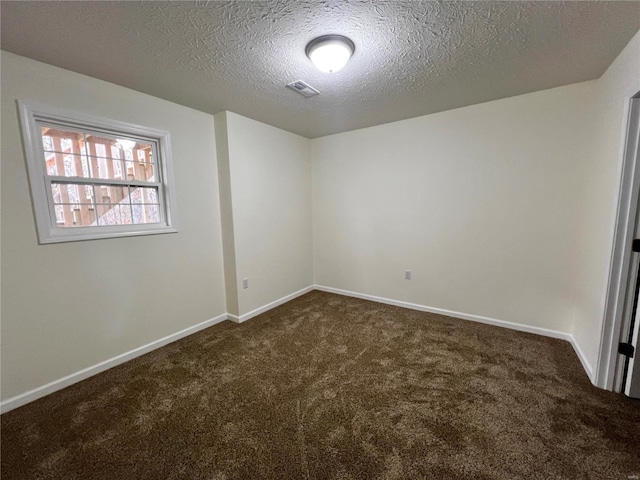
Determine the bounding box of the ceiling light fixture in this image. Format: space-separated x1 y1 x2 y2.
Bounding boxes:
306 35 355 73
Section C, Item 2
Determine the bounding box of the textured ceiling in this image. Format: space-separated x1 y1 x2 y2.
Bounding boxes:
2 1 639 138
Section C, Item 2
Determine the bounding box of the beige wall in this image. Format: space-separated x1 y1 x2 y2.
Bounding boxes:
1 52 227 402
221 112 313 316
312 81 596 336
572 30 640 370
310 30 640 379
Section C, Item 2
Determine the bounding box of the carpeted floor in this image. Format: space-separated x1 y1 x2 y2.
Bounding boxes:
2 291 639 479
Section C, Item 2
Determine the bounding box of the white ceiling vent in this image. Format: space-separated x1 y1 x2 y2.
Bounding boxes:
286 80 319 98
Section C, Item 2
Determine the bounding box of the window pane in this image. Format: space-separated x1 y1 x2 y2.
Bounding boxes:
51 182 161 228
130 187 158 204
130 187 160 224
95 184 132 226
124 160 156 182
95 185 128 205
96 203 132 226
84 134 117 158
41 126 83 154
51 183 96 227
85 135 154 163
54 205 65 224
41 131 155 182
84 156 130 181
146 204 161 223
51 183 93 208
132 204 160 224
45 153 90 178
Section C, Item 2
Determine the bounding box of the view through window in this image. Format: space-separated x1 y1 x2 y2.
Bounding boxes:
42 126 160 227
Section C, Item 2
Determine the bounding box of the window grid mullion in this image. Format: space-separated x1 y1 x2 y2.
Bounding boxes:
47 175 160 189
42 150 155 164
83 133 93 179
128 185 134 226
91 184 99 226
120 148 127 183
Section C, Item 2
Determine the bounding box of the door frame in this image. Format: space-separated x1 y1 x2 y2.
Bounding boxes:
597 93 640 391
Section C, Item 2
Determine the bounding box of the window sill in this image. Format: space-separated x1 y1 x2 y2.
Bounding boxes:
38 226 178 244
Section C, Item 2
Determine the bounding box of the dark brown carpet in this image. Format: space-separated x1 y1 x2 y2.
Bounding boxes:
2 291 639 479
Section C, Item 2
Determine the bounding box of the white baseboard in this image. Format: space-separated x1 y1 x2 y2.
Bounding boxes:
1 285 596 413
230 285 314 323
567 335 595 383
314 285 594 381
0 313 229 414
314 285 571 339
1 286 316 413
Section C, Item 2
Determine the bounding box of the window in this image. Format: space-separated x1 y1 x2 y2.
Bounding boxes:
18 101 177 243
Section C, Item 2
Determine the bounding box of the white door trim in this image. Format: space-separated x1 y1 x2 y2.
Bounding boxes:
597 93 640 391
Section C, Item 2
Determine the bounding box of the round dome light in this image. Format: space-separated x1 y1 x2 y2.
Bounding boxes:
306 35 355 73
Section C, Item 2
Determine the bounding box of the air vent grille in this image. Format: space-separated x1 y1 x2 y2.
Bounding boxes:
286 80 319 97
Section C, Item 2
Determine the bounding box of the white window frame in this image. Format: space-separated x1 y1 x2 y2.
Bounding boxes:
18 101 178 244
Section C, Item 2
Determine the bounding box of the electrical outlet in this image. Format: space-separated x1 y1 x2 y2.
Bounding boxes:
242 278 249 289
405 270 411 280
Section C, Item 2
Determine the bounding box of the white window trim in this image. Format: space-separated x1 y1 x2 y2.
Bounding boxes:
18 100 178 244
